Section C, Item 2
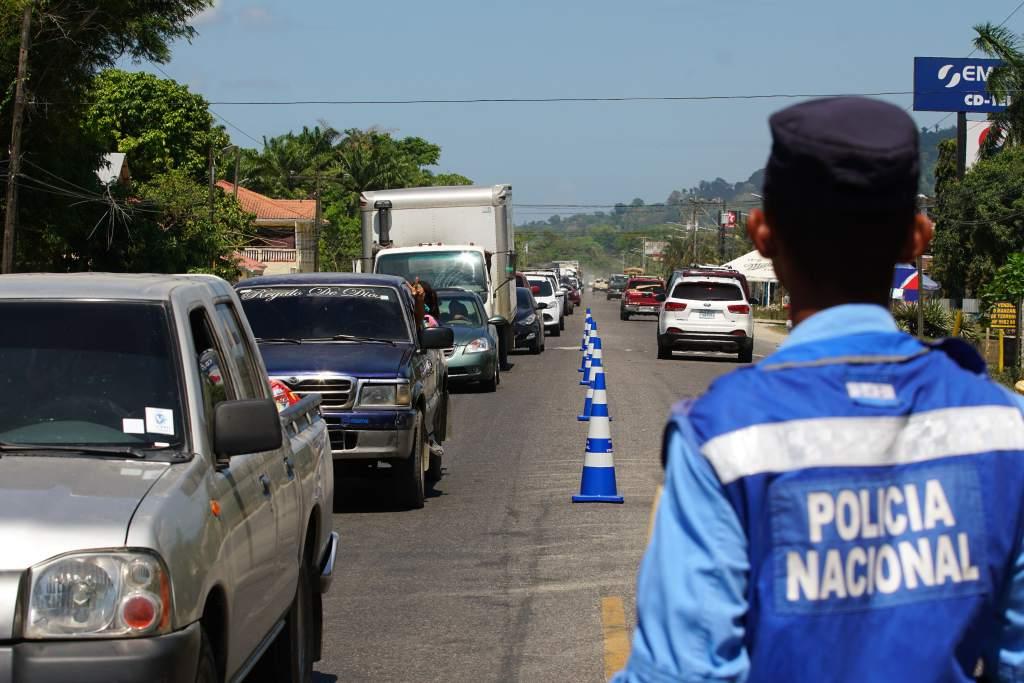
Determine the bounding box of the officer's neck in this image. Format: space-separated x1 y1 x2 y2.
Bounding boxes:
789 291 890 327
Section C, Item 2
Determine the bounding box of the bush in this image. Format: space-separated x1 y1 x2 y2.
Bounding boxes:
891 301 979 342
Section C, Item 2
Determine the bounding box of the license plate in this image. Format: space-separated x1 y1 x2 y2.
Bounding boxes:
641 306 655 313
699 310 715 319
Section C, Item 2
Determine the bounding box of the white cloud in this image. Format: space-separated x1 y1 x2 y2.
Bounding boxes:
191 0 224 26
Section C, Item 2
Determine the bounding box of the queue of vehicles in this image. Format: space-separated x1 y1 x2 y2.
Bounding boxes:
0 183 591 683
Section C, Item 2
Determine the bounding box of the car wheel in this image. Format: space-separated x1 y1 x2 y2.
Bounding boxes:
739 345 754 364
530 334 542 354
195 628 218 683
559 316 565 331
620 310 630 321
482 360 499 392
550 323 561 337
258 553 314 683
400 411 426 509
657 336 672 360
427 450 443 483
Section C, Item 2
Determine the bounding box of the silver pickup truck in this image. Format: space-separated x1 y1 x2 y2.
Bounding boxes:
0 273 337 683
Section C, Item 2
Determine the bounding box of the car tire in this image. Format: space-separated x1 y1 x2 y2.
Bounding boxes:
195 628 218 683
657 337 672 360
621 310 630 321
400 411 426 509
559 316 565 331
257 554 314 683
530 334 542 354
550 324 561 337
739 344 754 364
427 451 443 482
482 360 499 392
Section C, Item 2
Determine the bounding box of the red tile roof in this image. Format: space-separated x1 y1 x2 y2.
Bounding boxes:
217 180 316 221
231 250 267 273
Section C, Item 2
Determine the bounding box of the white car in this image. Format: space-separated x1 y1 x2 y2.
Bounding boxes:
656 275 755 362
525 271 566 331
527 276 563 337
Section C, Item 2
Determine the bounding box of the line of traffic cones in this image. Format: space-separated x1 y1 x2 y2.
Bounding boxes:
572 308 623 504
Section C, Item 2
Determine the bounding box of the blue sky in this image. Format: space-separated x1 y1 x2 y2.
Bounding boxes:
139 0 1017 215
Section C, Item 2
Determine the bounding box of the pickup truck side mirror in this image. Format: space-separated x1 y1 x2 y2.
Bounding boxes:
420 326 455 350
214 399 282 463
535 302 548 310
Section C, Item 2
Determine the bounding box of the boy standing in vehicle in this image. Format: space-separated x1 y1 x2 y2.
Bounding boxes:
615 97 1024 682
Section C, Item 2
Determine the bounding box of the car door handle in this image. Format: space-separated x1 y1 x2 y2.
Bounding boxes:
258 474 271 496
283 456 295 480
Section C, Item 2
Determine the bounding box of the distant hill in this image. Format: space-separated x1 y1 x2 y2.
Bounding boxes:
518 126 955 231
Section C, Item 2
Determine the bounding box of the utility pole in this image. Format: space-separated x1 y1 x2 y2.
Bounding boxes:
232 147 240 199
639 235 647 273
718 199 726 263
2 2 33 274
207 144 215 227
312 170 322 272
690 201 699 265
917 196 929 340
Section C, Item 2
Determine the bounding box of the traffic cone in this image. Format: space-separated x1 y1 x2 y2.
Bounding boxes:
573 371 623 504
581 336 602 385
581 310 593 351
578 319 594 372
577 364 602 421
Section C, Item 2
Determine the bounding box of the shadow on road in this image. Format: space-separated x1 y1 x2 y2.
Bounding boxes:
313 673 338 683
334 477 445 513
662 352 744 364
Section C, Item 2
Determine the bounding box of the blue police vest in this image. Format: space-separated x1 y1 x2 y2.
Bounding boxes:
670 331 1024 682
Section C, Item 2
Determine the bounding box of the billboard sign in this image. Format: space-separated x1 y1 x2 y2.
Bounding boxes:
720 211 738 228
913 57 1008 113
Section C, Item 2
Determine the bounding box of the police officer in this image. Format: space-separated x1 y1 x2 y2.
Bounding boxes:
614 97 1024 682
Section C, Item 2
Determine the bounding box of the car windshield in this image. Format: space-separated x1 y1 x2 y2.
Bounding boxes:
610 276 627 287
238 285 410 341
0 301 185 448
634 283 665 295
529 279 553 296
516 288 534 309
673 282 743 301
437 292 484 326
376 250 488 295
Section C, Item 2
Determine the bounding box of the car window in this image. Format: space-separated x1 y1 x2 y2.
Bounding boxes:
0 301 185 447
238 285 410 342
635 283 665 295
214 303 264 400
528 279 553 296
516 288 534 309
437 293 484 326
672 282 743 301
189 308 236 443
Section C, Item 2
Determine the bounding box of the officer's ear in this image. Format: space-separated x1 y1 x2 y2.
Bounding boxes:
898 213 933 262
747 208 776 258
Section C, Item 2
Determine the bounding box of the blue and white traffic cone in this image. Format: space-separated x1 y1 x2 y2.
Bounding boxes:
581 310 593 351
573 372 623 504
581 337 601 385
578 363 603 421
578 319 592 373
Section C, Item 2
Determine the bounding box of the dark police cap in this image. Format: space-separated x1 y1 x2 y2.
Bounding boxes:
763 97 919 212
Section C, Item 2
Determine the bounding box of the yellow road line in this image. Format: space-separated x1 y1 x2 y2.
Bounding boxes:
601 596 630 680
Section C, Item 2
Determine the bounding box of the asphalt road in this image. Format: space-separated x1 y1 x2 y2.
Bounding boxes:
316 296 781 682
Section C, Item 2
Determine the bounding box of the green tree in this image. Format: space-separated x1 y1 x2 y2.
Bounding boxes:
82 69 228 182
973 24 1024 150
932 146 1024 297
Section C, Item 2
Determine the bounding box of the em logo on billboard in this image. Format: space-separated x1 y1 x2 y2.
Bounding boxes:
913 57 1009 113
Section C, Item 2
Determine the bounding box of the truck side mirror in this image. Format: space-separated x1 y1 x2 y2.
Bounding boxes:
214 399 282 464
420 326 455 350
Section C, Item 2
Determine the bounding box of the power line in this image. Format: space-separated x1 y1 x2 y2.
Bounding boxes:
203 90 912 106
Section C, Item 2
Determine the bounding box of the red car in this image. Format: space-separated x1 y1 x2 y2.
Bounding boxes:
621 276 665 320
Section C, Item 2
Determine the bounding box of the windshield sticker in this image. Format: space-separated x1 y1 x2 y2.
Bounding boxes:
145 407 175 436
238 286 391 301
122 418 146 435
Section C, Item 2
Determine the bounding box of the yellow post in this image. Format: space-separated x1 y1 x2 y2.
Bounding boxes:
953 310 963 337
1000 329 1006 373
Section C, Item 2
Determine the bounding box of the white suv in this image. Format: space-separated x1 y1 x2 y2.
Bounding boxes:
527 276 563 337
657 275 755 362
526 271 566 331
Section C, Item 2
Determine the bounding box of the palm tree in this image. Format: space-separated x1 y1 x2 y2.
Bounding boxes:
973 23 1024 151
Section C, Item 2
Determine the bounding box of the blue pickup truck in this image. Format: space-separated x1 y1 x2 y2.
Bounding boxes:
236 273 453 509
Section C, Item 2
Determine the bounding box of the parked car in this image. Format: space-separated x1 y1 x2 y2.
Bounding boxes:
657 274 755 363
513 286 547 354
606 274 628 299
592 278 608 292
436 288 501 391
0 273 337 683
527 275 563 336
621 276 666 320
237 273 454 509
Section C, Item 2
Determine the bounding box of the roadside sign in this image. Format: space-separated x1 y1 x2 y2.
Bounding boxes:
720 211 737 228
991 302 1018 331
913 57 1008 113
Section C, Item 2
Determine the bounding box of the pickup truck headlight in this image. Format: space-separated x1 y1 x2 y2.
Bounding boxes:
25 552 171 639
358 382 411 407
464 337 491 354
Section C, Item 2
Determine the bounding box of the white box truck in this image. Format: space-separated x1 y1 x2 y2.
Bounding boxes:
360 184 517 367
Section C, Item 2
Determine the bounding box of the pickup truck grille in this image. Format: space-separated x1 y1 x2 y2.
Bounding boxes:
287 377 354 411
